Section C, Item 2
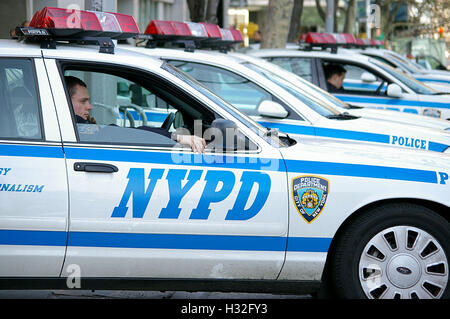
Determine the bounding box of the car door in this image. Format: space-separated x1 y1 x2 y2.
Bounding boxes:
45 58 288 281
319 59 422 115
0 57 68 277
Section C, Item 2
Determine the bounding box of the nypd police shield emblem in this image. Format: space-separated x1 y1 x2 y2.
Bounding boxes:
292 175 329 223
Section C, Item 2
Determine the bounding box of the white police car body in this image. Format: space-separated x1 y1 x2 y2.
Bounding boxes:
122 46 450 153
355 48 450 92
1 10 449 299
249 48 450 120
232 52 450 132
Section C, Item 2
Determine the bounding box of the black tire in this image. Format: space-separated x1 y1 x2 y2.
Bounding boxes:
329 203 449 299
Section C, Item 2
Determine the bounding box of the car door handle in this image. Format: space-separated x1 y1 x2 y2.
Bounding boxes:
74 162 118 173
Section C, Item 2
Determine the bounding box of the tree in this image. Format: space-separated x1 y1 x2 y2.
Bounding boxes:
343 0 356 33
287 0 305 43
187 0 220 23
315 0 340 32
260 0 295 48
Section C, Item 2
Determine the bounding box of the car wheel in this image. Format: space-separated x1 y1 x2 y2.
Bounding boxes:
330 203 449 299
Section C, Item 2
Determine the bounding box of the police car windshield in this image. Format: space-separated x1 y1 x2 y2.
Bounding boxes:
282 70 350 109
386 52 427 74
370 59 437 95
242 62 341 117
161 62 285 147
387 54 425 74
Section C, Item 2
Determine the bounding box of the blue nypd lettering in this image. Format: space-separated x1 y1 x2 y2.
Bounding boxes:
0 184 45 192
112 168 271 220
439 172 449 185
391 135 427 150
0 168 12 175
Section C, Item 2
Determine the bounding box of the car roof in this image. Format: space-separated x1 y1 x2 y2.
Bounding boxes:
121 45 237 61
0 39 166 71
248 47 370 61
0 39 42 57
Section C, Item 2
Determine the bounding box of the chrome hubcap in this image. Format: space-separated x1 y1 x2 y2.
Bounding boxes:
359 226 448 299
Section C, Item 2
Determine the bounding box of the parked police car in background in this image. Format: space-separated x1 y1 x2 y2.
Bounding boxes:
248 37 450 121
120 22 450 154
0 8 449 299
355 47 450 92
384 49 450 77
232 52 450 132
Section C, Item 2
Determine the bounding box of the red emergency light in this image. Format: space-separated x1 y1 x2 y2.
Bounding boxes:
300 31 383 52
27 6 139 39
144 20 195 40
228 28 244 42
19 7 140 53
111 12 139 35
143 20 243 52
355 38 365 46
332 33 356 44
305 32 327 44
199 23 222 39
29 6 101 36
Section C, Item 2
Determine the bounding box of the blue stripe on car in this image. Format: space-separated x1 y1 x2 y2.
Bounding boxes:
0 229 331 252
0 144 440 184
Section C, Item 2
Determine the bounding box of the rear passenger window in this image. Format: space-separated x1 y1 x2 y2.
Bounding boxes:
167 60 274 116
266 57 313 82
0 59 42 140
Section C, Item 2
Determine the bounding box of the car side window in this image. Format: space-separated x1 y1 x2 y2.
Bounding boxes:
265 57 313 82
0 58 42 140
167 60 275 117
62 65 257 152
323 61 387 95
63 69 182 147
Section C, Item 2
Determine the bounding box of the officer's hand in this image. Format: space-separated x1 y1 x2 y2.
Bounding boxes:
177 135 206 153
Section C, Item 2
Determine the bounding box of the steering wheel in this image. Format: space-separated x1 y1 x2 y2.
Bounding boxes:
119 108 135 127
119 105 148 127
161 112 175 130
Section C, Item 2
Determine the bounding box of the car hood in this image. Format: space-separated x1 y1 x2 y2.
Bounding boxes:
310 116 450 151
425 82 450 93
279 135 450 174
426 70 450 76
345 107 450 131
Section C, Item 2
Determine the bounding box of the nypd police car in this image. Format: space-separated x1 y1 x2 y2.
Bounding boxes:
118 25 450 154
355 47 450 92
248 44 450 120
233 52 450 132
0 8 449 299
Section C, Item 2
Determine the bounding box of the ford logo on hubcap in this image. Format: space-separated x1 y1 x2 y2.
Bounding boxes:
396 266 412 275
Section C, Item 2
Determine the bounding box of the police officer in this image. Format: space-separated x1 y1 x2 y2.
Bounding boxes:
324 64 347 93
65 76 206 153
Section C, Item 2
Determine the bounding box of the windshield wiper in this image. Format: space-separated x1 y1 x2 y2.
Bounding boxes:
346 104 363 109
264 127 280 137
326 113 360 120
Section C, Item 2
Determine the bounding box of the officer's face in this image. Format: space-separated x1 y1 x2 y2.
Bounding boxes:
336 72 346 89
71 84 92 120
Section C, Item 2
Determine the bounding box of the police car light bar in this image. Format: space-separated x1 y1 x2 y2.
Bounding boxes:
299 31 384 53
143 20 243 53
199 22 222 39
17 7 140 54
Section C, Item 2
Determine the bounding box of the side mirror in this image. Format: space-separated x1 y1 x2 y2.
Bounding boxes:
386 83 403 98
257 100 288 119
360 72 377 83
205 119 241 152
